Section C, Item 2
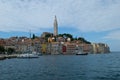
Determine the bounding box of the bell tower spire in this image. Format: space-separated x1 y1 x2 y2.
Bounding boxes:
54 15 58 36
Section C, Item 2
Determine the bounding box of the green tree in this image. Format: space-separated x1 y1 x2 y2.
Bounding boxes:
7 48 15 54
78 37 91 44
0 46 5 54
58 33 73 41
58 34 63 37
32 34 36 39
74 37 78 40
45 34 52 38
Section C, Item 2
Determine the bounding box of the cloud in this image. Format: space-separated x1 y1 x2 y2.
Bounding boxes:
104 30 120 40
0 0 120 32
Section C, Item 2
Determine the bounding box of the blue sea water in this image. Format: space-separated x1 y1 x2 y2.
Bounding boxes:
0 52 120 80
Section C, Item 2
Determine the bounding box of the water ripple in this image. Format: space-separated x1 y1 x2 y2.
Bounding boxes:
0 52 120 80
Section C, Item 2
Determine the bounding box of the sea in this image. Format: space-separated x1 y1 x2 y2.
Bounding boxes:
0 52 120 80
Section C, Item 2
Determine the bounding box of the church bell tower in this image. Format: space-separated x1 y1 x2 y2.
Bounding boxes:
54 15 58 36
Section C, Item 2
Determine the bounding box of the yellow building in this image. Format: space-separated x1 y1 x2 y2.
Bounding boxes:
41 44 47 53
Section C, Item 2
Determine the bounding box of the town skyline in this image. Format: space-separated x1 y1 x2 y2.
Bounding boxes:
0 0 120 51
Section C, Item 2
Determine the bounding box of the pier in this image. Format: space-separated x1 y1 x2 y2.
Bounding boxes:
0 54 18 60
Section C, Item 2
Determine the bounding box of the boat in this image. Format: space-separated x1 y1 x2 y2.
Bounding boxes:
32 51 42 56
75 46 88 55
76 51 88 55
17 53 39 58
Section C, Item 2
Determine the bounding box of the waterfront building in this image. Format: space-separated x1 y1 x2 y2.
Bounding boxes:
0 39 6 46
31 38 41 53
92 43 110 53
104 44 110 53
15 38 31 53
78 43 93 54
97 43 110 53
4 38 17 53
57 37 65 42
41 43 47 54
54 16 58 36
92 43 98 53
48 42 61 55
62 42 76 54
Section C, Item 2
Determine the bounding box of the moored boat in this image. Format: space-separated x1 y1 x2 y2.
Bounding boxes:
17 53 39 58
75 47 88 55
76 52 88 55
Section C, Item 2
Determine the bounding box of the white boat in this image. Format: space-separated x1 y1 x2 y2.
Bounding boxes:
76 47 88 55
17 53 39 58
76 51 88 55
32 51 42 56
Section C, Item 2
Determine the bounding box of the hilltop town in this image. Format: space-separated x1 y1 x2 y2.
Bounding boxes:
0 16 110 55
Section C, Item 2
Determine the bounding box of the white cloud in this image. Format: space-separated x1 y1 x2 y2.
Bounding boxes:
104 30 120 40
0 0 120 32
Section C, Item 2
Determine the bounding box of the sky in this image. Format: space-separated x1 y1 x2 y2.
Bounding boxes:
0 0 120 51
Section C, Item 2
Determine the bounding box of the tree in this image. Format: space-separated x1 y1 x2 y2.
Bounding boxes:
45 34 52 38
58 33 91 43
78 37 91 44
58 33 74 41
74 37 78 40
32 34 36 39
58 34 63 37
0 46 5 54
7 48 15 54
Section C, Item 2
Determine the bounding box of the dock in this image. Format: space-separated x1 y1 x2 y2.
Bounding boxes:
0 54 18 60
